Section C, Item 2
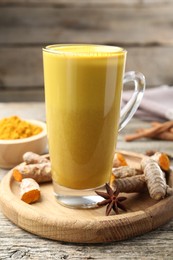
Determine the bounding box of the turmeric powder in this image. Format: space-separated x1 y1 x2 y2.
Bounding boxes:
0 116 42 140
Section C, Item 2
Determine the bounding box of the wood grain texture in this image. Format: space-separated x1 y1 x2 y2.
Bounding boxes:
0 89 45 102
0 102 173 258
0 0 172 6
0 5 173 45
0 46 173 92
0 1 173 100
0 216 172 260
0 151 173 243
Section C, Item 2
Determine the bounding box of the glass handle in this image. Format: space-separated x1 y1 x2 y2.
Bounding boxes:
119 71 145 132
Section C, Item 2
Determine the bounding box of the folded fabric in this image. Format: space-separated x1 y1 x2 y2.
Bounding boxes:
122 85 173 121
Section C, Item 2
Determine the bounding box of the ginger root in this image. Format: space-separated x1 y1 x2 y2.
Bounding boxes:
20 178 40 204
13 162 51 183
141 158 168 200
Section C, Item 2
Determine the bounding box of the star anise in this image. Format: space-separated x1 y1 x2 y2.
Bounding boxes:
95 183 127 216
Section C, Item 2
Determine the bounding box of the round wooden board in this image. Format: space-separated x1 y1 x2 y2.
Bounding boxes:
0 150 173 243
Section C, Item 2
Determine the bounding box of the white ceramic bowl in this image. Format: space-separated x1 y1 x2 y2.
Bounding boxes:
0 119 47 169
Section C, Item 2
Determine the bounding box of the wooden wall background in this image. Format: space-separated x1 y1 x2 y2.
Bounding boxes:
0 0 173 101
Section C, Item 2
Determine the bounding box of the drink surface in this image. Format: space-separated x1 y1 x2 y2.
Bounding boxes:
43 45 126 189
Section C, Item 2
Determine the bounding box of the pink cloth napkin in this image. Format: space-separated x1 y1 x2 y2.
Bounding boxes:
122 85 173 121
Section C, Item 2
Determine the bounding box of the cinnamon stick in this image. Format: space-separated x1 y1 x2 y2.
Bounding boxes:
170 128 173 133
151 122 173 133
155 131 173 141
125 121 173 142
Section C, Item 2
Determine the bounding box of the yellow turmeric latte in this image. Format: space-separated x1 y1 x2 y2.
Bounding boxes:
0 116 42 140
43 44 126 189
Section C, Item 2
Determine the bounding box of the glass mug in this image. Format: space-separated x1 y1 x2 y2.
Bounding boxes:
43 44 145 208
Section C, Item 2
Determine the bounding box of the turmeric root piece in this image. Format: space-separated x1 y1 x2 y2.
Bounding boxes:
111 175 146 193
13 162 52 183
141 158 167 200
112 166 143 179
23 152 49 165
151 152 170 172
13 169 23 182
109 173 116 186
20 178 40 204
166 186 173 196
113 153 128 168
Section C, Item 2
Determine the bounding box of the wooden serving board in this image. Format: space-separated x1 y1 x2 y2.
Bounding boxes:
0 151 173 243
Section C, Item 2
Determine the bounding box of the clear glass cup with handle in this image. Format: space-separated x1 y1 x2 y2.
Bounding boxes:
43 44 145 208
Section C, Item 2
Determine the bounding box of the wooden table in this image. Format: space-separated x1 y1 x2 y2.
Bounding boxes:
0 102 173 260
